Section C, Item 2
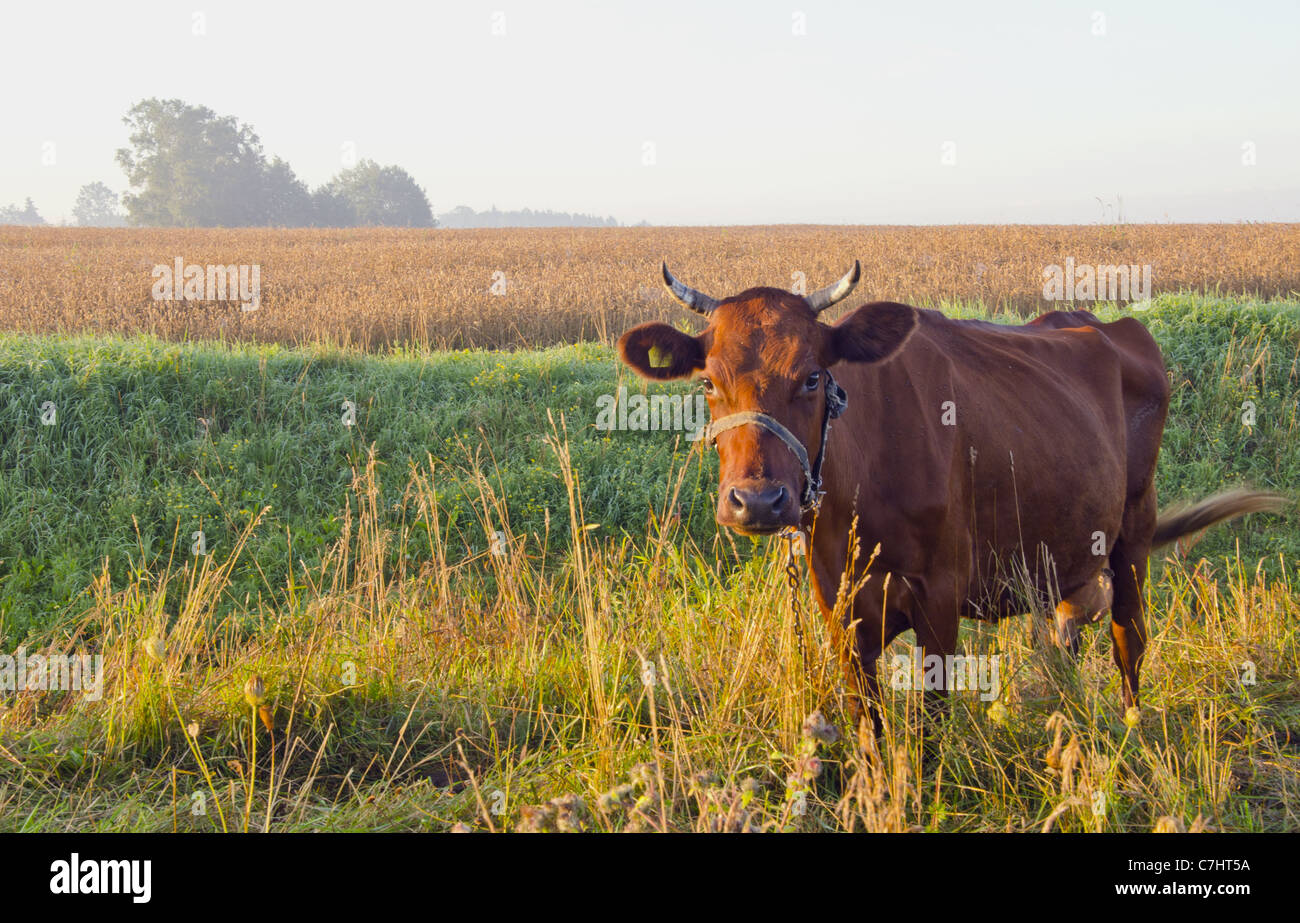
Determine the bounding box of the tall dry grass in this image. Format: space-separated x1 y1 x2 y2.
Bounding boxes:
1 429 1295 832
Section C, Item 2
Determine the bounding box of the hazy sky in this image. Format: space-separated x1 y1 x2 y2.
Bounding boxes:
2 0 1297 224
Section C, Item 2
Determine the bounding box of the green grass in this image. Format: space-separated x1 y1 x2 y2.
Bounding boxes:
2 293 1297 643
0 336 721 641
0 292 1297 832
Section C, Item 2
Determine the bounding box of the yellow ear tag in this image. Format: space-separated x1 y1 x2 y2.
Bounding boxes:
648 345 672 368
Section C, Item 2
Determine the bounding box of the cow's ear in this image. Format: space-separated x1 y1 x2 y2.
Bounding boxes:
828 301 918 365
619 323 706 380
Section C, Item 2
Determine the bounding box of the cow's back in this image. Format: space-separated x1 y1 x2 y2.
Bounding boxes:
824 307 1166 616
1027 309 1170 501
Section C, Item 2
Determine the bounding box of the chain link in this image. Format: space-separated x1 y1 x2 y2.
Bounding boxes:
781 528 809 674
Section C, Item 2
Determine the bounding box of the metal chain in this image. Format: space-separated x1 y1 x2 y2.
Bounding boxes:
782 529 861 728
781 528 809 674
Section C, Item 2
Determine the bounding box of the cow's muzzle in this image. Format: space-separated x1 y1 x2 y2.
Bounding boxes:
722 481 792 533
705 370 848 524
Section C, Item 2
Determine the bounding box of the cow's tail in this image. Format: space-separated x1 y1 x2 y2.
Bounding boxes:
1151 489 1289 548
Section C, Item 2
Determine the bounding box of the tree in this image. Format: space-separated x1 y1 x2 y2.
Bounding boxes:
262 157 315 227
0 198 46 226
325 159 434 227
72 182 126 226
116 98 273 226
112 98 434 227
309 186 357 227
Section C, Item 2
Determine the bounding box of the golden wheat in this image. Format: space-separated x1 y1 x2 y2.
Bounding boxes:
1 224 1297 350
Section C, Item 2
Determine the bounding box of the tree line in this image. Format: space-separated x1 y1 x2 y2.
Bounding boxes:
4 98 435 228
437 205 620 228
4 99 637 229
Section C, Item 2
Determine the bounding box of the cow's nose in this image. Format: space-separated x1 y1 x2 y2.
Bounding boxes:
728 484 789 520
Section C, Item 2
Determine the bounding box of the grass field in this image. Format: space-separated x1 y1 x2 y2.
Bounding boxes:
0 226 1298 831
2 294 1297 640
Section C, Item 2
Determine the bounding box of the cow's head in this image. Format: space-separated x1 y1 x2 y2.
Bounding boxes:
618 262 917 534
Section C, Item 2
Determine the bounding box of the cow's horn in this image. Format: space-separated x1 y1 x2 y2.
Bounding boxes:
662 262 720 316
805 260 862 313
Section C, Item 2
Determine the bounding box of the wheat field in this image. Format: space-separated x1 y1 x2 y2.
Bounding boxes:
2 224 1297 350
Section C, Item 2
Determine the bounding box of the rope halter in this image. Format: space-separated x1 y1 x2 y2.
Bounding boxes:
702 369 848 514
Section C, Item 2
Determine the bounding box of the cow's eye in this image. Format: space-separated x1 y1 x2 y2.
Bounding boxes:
700 377 715 395
803 371 821 392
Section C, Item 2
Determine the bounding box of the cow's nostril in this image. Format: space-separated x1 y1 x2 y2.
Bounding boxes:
727 485 789 522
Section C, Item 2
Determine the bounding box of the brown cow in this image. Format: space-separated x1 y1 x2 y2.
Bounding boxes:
619 262 1285 735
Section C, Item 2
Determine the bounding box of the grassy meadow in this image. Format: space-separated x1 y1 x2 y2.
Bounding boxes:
0 235 1298 831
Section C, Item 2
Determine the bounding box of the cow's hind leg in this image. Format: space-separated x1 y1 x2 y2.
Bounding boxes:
1109 489 1156 709
1053 568 1114 657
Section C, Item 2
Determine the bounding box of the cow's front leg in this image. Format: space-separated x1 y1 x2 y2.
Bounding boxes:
907 576 962 761
836 570 913 743
844 591 911 742
807 538 906 742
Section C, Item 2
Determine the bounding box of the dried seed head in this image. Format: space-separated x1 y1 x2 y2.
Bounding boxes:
598 783 635 813
516 803 557 833
143 637 166 661
1153 815 1185 833
1044 712 1068 770
689 770 721 795
801 710 838 746
629 761 659 789
1059 735 1083 793
1187 814 1214 833
1123 706 1141 729
243 674 267 708
550 794 588 833
1045 740 1063 772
